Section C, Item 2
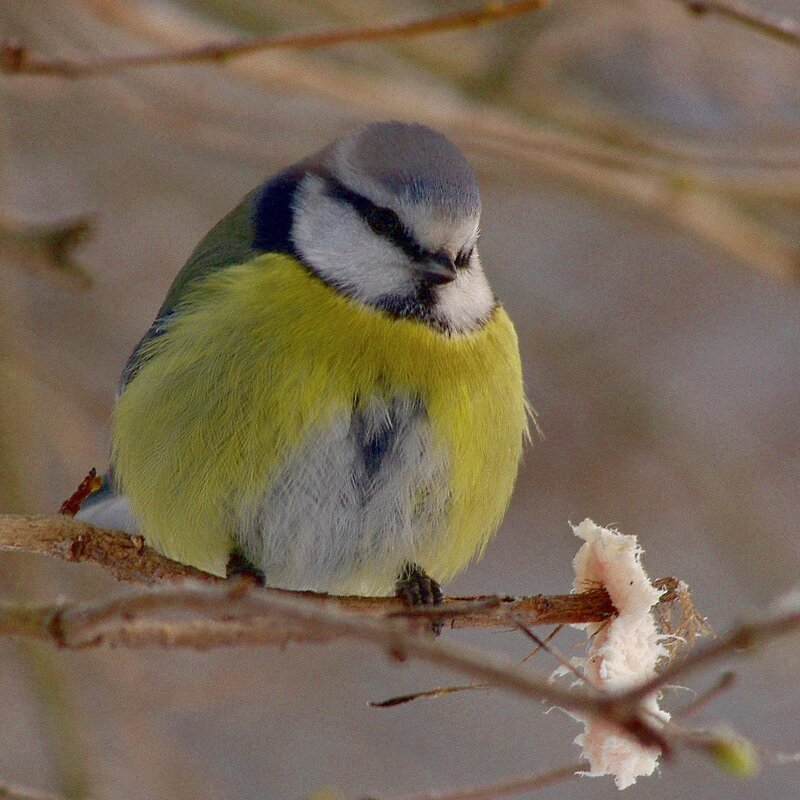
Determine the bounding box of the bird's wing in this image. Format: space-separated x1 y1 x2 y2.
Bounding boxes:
119 163 311 392
119 188 264 391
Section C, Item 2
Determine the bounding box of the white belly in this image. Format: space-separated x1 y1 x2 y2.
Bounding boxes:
234 395 450 594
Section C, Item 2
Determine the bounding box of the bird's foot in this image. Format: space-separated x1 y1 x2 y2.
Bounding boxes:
226 549 266 586
395 563 443 636
395 563 443 606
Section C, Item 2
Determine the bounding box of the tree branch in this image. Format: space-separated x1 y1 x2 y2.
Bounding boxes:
0 514 680 630
0 1 551 78
2 0 797 80
3 575 798 767
676 0 800 47
0 786 68 800
0 581 674 752
0 514 214 583
0 214 93 285
625 599 800 704
376 760 588 800
4 511 799 777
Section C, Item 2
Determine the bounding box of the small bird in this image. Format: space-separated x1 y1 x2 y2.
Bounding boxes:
78 121 527 603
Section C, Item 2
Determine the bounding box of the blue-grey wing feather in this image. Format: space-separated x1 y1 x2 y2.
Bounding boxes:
119 167 306 393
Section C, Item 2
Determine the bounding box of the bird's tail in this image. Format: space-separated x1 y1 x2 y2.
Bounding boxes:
74 471 138 533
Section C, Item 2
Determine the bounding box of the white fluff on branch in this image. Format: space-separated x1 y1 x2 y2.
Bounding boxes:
569 519 670 789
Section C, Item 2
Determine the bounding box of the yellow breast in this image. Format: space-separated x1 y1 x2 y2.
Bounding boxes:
112 254 526 589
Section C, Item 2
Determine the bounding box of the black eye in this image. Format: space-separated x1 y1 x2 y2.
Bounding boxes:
366 206 402 236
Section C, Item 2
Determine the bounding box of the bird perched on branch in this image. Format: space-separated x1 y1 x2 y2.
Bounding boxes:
78 121 527 604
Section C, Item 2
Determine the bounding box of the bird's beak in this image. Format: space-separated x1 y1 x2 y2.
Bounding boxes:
416 251 457 286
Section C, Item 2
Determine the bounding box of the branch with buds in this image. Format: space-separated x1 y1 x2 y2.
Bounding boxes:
0 516 800 792
2 512 798 797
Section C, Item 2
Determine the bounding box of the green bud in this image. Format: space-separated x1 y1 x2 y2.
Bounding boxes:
709 735 759 777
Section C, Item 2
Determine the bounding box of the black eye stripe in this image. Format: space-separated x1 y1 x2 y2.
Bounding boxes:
324 177 428 264
321 174 475 272
455 247 473 269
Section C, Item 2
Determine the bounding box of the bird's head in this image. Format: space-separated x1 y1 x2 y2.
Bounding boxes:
255 121 495 334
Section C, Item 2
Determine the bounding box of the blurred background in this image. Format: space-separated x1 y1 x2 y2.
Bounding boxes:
1 0 799 798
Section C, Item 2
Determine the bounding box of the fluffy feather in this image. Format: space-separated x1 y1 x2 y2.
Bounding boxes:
112 255 525 592
107 121 528 594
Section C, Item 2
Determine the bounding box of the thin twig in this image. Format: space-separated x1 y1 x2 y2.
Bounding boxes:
3 530 799 763
376 760 588 800
4 7 799 285
0 784 69 800
372 624 563 707
0 1 550 78
369 683 491 708
1 0 796 82
0 215 93 285
676 0 800 47
614 606 800 707
0 582 676 751
6 579 789 759
462 129 800 284
513 620 596 690
521 624 563 662
674 671 736 719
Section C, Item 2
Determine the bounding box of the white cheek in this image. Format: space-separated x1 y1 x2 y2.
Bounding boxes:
435 254 495 334
292 176 413 304
292 175 494 334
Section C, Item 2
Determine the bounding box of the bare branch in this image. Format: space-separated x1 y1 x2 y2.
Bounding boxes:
368 625 560 707
376 760 588 800
369 683 490 708
676 0 800 47
2 577 798 766
0 582 672 751
0 214 93 285
2 0 797 81
0 784 68 800
622 603 800 704
0 514 216 584
0 1 550 78
3 7 798 284
0 513 679 629
513 620 596 689
674 671 736 719
3 513 799 772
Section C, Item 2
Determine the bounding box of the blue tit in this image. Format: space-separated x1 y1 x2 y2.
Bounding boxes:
77 121 527 601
